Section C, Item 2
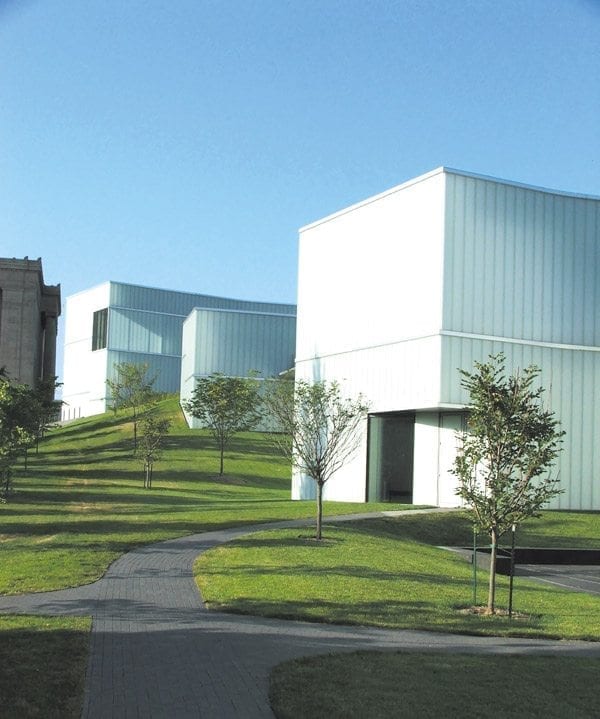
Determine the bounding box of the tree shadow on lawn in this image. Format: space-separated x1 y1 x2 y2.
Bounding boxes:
340 515 474 547
200 559 476 588
207 596 532 633
25 444 136 467
0 513 312 540
3 488 220 510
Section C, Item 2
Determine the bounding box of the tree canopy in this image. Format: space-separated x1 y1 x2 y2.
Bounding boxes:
107 362 158 450
183 373 262 476
0 370 42 499
453 354 564 614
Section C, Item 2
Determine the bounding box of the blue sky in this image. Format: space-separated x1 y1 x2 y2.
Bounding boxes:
1 1 599 345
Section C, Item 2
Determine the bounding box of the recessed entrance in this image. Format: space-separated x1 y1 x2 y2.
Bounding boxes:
367 413 414 502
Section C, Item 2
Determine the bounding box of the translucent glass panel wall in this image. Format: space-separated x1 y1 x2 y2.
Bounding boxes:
108 309 183 356
186 309 296 379
107 351 182 395
110 282 295 317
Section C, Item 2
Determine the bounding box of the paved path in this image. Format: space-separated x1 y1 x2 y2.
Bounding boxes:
517 564 600 595
1 510 600 718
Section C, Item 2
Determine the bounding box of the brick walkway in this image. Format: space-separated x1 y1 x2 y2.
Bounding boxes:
1 512 599 718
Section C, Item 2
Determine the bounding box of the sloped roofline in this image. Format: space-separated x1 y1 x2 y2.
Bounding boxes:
300 166 600 233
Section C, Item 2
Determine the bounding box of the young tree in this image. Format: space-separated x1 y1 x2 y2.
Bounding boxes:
0 371 39 500
183 373 262 475
137 409 171 489
107 363 158 450
32 376 63 453
264 379 369 540
452 354 564 614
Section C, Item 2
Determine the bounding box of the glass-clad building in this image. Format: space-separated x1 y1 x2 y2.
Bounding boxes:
62 281 296 420
294 167 600 511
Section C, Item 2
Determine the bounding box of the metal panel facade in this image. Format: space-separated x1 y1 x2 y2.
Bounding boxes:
443 173 600 345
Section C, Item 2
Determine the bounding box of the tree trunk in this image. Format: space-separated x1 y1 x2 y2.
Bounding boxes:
486 526 498 614
219 438 225 475
3 468 11 499
316 481 323 540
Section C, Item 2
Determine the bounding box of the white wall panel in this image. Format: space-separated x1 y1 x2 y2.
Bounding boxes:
295 335 442 413
61 283 111 419
296 169 446 361
412 413 440 505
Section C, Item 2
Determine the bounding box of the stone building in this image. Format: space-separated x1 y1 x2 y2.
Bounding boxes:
0 257 61 386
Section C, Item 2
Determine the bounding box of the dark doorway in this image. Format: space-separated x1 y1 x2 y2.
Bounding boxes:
367 413 414 502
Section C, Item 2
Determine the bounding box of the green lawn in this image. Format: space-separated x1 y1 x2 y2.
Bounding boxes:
195 512 600 639
270 651 600 719
0 615 90 719
0 396 409 595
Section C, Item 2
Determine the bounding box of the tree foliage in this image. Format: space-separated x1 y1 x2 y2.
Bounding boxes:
32 376 62 453
107 363 158 450
0 370 39 500
264 379 369 540
183 373 262 475
137 408 171 489
452 354 564 614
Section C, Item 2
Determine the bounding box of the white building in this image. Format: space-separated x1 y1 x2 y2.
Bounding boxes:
294 167 600 510
62 281 295 420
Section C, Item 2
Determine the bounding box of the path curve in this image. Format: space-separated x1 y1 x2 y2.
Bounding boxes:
1 510 599 719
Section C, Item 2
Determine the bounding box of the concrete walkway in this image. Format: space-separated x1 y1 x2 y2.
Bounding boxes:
1 511 599 718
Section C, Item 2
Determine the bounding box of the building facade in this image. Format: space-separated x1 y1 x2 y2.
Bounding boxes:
62 280 296 420
0 257 61 386
294 168 600 511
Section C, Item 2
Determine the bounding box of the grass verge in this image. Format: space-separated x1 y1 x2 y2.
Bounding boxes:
194 512 600 639
270 651 600 719
0 615 90 719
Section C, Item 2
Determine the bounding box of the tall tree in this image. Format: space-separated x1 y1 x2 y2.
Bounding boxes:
452 354 564 614
183 373 262 475
264 379 369 540
107 363 157 450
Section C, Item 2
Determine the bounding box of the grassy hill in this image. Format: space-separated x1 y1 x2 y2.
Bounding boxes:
0 395 407 595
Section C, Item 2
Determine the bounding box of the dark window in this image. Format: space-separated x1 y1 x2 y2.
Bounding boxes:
92 308 108 351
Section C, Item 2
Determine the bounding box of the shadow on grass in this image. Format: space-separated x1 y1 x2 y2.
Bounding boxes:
206 596 545 634
0 622 89 719
337 515 474 547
